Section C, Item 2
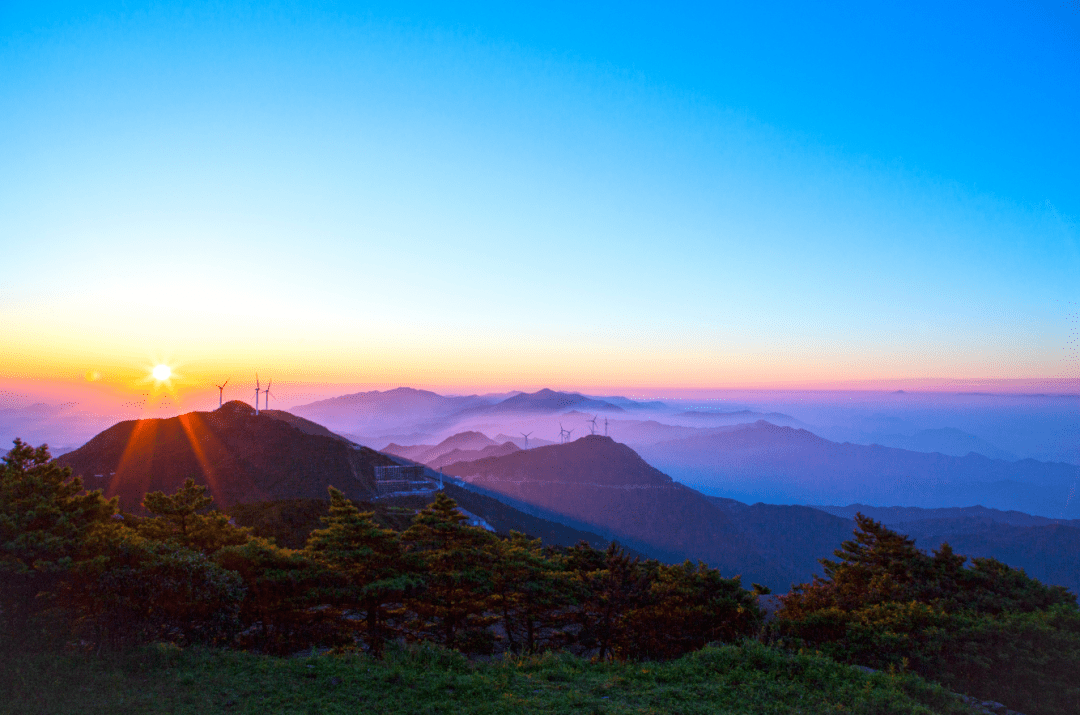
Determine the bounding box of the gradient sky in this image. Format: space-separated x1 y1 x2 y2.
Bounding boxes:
2 1 1079 401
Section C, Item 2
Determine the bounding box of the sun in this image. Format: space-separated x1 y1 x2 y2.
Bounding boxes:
152 364 172 381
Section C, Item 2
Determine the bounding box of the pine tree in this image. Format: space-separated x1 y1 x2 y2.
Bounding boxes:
400 493 498 652
139 478 250 553
215 537 332 654
569 542 651 660
305 486 418 656
490 531 573 654
0 439 115 640
621 560 760 659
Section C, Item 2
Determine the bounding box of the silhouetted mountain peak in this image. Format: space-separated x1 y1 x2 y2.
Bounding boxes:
444 434 671 487
216 399 256 417
55 407 396 511
485 389 626 414
432 430 496 452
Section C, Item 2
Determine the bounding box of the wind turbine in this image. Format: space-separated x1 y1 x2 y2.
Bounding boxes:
214 379 229 408
604 418 609 436
565 427 574 443
254 374 261 415
520 431 532 448
587 415 599 435
263 378 273 411
559 423 569 444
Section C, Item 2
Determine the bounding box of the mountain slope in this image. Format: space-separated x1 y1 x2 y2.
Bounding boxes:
441 436 830 589
440 482 619 551
705 497 857 591
55 401 396 511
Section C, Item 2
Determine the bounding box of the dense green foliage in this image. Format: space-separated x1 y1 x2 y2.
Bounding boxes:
775 514 1080 715
0 439 116 640
139 478 252 553
8 441 1077 713
1 442 762 661
227 497 419 549
0 639 980 715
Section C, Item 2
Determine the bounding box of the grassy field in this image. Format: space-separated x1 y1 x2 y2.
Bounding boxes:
1 640 983 715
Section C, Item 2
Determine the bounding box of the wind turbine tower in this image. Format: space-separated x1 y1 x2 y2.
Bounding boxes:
587 415 598 435
263 379 273 411
215 379 229 408
254 374 261 415
521 431 532 449
605 418 609 436
559 423 569 444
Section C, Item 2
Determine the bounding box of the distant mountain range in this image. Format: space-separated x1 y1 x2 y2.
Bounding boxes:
383 431 522 469
383 430 498 463
637 420 1080 519
819 426 1018 461
457 388 627 415
674 410 802 426
292 388 655 444
292 387 493 437
0 402 121 456
594 396 668 410
55 401 397 511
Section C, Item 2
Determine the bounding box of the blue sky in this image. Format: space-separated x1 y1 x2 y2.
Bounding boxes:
1 1 1078 393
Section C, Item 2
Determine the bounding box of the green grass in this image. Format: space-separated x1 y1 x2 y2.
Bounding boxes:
1 640 979 715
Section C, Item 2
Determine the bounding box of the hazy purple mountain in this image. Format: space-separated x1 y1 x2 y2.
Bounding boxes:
872 428 1016 460
675 410 801 426
471 389 626 414
380 442 437 462
495 433 556 449
0 402 124 456
817 426 1016 461
638 421 1080 518
292 387 495 435
427 442 521 470
582 417 701 446
382 430 509 468
593 396 668 410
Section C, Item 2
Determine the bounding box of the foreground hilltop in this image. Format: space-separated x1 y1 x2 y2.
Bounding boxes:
55 401 397 511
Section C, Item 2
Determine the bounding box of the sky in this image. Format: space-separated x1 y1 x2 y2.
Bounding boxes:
1 0 1079 406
